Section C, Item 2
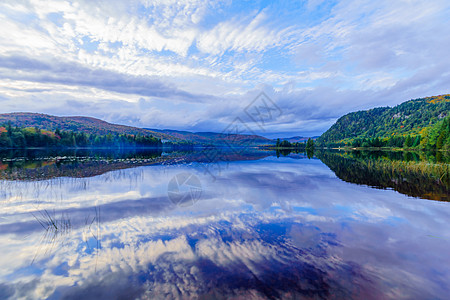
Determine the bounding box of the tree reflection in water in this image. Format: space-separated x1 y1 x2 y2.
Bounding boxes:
315 150 449 201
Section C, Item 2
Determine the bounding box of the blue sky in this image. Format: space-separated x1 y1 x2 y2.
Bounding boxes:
0 0 449 137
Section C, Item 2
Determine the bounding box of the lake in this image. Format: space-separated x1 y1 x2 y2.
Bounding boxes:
0 148 449 299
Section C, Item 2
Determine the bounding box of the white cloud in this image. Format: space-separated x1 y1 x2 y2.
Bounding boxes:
197 10 292 55
0 0 449 136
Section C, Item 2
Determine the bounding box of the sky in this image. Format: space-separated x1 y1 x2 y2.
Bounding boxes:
0 0 449 138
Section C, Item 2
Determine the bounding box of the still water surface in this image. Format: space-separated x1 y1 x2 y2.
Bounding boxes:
0 149 449 299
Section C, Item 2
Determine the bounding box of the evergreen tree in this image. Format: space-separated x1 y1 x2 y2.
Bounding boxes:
306 138 314 150
6 121 12 138
412 135 421 147
403 135 413 148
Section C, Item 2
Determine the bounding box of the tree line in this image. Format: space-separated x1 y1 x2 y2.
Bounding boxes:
0 122 162 148
275 138 315 150
322 116 450 150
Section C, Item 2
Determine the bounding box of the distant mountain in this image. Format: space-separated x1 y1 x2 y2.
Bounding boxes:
147 128 274 146
317 94 450 149
0 112 173 140
282 136 319 143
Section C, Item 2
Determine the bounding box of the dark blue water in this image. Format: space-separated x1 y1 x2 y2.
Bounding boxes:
0 151 449 299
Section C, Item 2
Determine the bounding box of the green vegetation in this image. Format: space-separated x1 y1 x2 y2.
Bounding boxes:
270 138 316 158
0 122 162 148
0 112 275 146
317 94 450 150
274 137 315 150
306 138 315 151
0 112 165 138
316 150 449 201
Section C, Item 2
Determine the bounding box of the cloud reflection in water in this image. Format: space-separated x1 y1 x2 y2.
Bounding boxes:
0 156 449 299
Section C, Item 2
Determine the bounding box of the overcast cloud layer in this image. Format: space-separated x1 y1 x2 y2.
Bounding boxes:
0 0 449 137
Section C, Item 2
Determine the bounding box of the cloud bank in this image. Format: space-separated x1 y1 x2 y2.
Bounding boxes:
0 0 449 136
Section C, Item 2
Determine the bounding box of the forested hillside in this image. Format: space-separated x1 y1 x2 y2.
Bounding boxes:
0 113 171 139
0 124 161 148
317 94 450 150
0 113 273 147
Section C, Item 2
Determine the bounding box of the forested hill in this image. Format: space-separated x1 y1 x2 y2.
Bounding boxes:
0 112 274 147
0 113 172 140
317 94 450 149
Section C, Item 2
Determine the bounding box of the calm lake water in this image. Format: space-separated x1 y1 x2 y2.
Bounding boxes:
0 149 449 299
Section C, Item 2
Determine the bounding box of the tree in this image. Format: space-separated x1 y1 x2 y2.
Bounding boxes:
403 135 413 148
11 131 26 148
280 140 291 147
71 135 77 147
0 133 10 147
352 138 362 147
305 138 314 159
6 121 12 138
306 138 314 150
412 135 421 148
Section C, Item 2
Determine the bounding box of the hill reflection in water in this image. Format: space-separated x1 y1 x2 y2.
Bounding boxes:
0 149 449 299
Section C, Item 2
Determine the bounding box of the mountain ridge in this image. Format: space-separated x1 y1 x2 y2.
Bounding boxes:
146 128 274 145
282 136 319 143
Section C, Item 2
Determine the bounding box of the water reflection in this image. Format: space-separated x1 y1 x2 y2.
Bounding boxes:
0 148 271 181
315 150 449 201
0 151 449 299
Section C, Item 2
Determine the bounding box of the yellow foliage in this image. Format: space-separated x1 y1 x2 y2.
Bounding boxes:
425 94 450 104
419 127 428 135
41 130 56 137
